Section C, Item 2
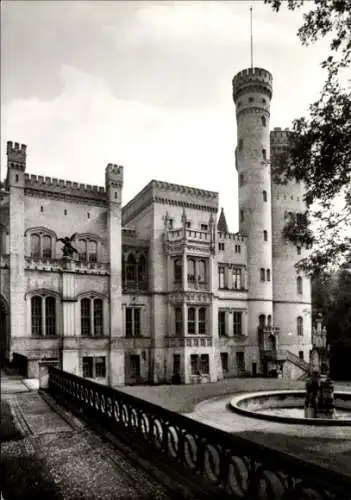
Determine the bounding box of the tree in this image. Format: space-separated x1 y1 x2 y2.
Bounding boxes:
265 0 351 273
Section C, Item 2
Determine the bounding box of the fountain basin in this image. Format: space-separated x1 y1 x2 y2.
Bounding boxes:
230 390 351 426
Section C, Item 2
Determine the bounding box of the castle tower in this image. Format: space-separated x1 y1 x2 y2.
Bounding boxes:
271 129 312 361
6 142 27 359
105 163 124 385
232 68 273 372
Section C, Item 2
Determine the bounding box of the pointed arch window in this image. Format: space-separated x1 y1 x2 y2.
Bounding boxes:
259 314 266 329
42 235 52 259
138 254 147 288
30 234 41 259
45 297 56 336
31 297 42 336
31 294 57 336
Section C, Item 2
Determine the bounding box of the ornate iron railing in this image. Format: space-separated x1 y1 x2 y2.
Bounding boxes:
48 368 351 500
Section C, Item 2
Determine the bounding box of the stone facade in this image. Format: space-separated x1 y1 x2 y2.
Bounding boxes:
0 67 312 384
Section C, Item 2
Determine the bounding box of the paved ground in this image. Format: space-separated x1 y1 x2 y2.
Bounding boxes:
1 373 172 500
119 378 351 478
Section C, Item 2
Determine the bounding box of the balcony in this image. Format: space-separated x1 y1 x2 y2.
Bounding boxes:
24 257 109 275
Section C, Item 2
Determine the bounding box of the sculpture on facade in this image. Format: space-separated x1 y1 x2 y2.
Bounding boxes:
57 233 78 258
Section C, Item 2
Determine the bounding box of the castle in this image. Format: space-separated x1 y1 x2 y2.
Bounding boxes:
0 67 312 385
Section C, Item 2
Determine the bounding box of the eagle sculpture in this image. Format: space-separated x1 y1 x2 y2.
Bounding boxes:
57 233 78 258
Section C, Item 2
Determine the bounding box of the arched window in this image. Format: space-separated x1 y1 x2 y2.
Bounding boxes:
77 239 87 262
262 149 267 161
31 296 42 336
261 116 266 127
126 254 136 282
263 230 268 241
297 276 303 294
31 294 57 336
78 238 98 263
266 269 271 281
187 259 196 283
198 307 206 334
198 260 206 283
188 307 196 334
267 315 272 327
259 314 265 329
94 299 103 336
174 259 182 283
42 235 52 259
239 138 243 151
81 297 104 336
138 254 147 288
260 268 265 281
263 190 267 202
81 298 91 336
30 234 41 259
87 240 97 263
297 316 303 336
45 297 56 336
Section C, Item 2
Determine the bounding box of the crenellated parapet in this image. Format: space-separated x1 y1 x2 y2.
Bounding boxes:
232 67 273 103
105 163 124 187
7 141 27 171
270 127 292 148
24 173 106 204
217 231 247 242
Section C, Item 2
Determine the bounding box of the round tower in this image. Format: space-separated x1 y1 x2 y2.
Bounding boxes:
232 67 274 374
271 129 312 363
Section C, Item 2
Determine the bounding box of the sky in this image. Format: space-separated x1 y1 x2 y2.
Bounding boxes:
1 0 331 231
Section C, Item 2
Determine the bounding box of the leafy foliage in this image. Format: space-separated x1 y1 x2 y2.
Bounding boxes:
282 212 314 248
265 0 351 272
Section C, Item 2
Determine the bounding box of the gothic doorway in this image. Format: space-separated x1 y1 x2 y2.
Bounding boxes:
0 295 10 368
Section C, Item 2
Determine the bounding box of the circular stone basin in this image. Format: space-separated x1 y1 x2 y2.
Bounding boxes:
230 390 351 426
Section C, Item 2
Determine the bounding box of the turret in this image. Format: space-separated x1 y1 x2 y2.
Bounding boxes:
232 67 274 374
6 141 27 187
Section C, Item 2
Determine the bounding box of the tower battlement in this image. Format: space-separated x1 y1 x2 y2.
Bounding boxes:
270 128 292 147
7 141 27 170
232 67 273 102
105 163 124 186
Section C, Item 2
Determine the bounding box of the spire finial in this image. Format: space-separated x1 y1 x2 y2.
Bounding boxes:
250 3 253 69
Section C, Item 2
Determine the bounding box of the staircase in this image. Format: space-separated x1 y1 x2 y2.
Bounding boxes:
278 350 310 380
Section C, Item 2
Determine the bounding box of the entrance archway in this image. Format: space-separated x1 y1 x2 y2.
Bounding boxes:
0 295 10 367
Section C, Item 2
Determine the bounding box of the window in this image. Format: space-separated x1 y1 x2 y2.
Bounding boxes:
232 268 242 290
198 260 206 283
218 311 226 337
126 307 141 337
81 297 104 336
81 298 90 336
262 149 267 161
200 354 209 374
297 276 303 294
221 353 228 372
83 357 93 378
267 315 272 327
187 259 196 283
259 314 265 329
266 269 271 281
174 259 182 283
31 296 42 336
30 234 41 259
218 267 225 288
198 307 206 334
175 307 182 335
240 210 244 222
126 254 136 282
260 268 265 281
64 209 67 216
299 351 304 360
42 235 52 259
297 316 303 336
93 299 103 336
218 242 225 251
31 295 57 336
191 354 198 375
239 174 244 186
201 224 208 231
297 246 301 255
261 116 266 127
263 230 268 242
82 356 106 379
186 221 191 228
233 311 243 336
239 138 243 151
236 352 245 373
138 255 147 288
235 244 241 254
263 190 267 202
45 297 56 336
87 212 90 219
168 219 174 229
40 206 43 212
77 238 98 263
188 307 196 334
95 357 106 378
